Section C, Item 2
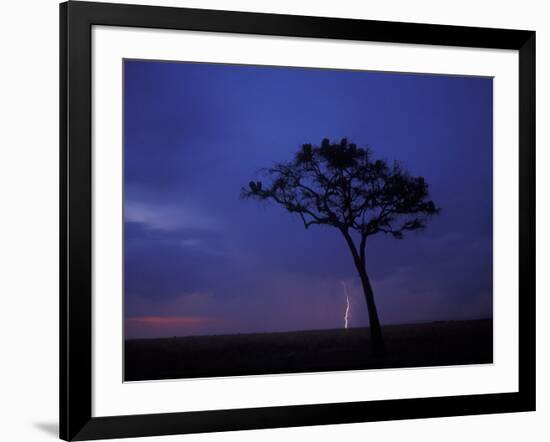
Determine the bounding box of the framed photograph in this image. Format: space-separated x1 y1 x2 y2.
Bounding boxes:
60 1 536 440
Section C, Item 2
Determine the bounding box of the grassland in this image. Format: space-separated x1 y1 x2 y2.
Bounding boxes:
124 318 492 381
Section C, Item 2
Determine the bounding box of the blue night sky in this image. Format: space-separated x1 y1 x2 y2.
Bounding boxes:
124 59 493 339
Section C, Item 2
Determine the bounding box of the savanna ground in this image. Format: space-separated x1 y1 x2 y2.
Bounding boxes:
124 319 492 381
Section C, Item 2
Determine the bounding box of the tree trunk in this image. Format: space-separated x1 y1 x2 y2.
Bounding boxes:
341 230 386 356
356 266 386 356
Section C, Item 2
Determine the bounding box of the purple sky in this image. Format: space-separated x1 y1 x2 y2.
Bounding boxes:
124 60 493 339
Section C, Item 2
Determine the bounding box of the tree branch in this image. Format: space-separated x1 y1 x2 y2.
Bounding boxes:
242 138 439 242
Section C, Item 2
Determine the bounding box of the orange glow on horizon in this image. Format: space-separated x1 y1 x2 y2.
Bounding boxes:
127 316 223 326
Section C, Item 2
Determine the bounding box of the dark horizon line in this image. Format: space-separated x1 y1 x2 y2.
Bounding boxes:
125 317 493 341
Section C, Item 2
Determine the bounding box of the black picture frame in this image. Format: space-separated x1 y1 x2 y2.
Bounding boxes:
60 1 536 440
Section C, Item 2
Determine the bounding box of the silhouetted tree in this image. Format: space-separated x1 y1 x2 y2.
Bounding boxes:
241 138 440 356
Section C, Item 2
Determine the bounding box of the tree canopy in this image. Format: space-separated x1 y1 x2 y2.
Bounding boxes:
241 138 440 243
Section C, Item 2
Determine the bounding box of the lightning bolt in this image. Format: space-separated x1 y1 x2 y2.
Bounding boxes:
341 281 351 329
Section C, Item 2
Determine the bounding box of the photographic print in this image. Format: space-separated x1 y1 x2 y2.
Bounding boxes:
123 60 493 382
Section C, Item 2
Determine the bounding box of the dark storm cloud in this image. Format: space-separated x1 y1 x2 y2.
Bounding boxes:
124 60 493 338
